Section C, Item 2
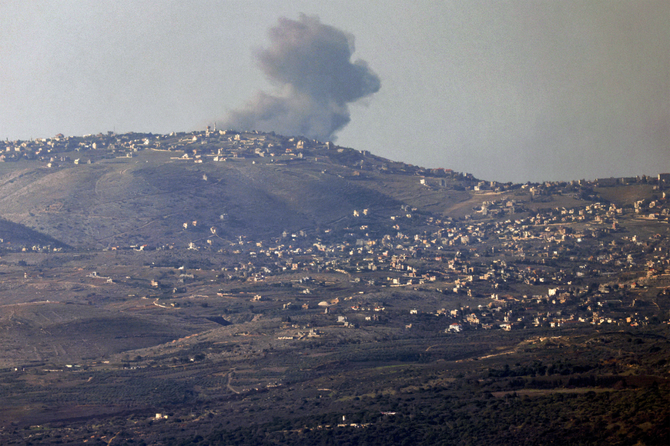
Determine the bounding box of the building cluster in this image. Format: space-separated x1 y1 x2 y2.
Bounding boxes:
3 129 668 334
156 186 669 335
0 129 427 176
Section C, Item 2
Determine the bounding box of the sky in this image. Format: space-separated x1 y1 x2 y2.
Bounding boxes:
0 0 668 183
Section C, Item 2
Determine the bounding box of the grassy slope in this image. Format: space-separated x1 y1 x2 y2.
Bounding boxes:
0 150 472 248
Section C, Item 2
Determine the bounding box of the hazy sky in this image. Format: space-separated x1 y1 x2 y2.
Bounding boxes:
1 1 668 182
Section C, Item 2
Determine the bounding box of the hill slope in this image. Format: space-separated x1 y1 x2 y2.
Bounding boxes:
0 132 478 249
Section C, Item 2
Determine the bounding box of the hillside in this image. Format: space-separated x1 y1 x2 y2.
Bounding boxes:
0 131 471 249
0 130 668 445
0 129 661 251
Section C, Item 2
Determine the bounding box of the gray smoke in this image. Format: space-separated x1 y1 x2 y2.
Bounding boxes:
220 14 381 141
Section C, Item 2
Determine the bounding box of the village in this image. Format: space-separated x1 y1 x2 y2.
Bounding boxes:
0 130 668 344
0 130 668 445
164 186 669 337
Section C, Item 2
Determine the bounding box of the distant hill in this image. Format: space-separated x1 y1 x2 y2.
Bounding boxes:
0 130 662 249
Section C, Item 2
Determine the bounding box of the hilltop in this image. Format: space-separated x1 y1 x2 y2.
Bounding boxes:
0 130 471 249
0 129 664 250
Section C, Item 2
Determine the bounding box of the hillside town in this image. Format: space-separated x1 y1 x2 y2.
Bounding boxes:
160 186 670 336
1 130 669 341
0 130 668 445
2 128 667 193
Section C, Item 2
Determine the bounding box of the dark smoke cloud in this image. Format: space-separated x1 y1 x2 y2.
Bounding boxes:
220 14 381 141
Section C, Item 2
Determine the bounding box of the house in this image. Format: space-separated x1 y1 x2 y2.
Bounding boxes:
595 177 618 187
466 313 480 325
446 323 462 333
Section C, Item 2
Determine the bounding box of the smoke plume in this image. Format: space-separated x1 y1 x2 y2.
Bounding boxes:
220 14 381 141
